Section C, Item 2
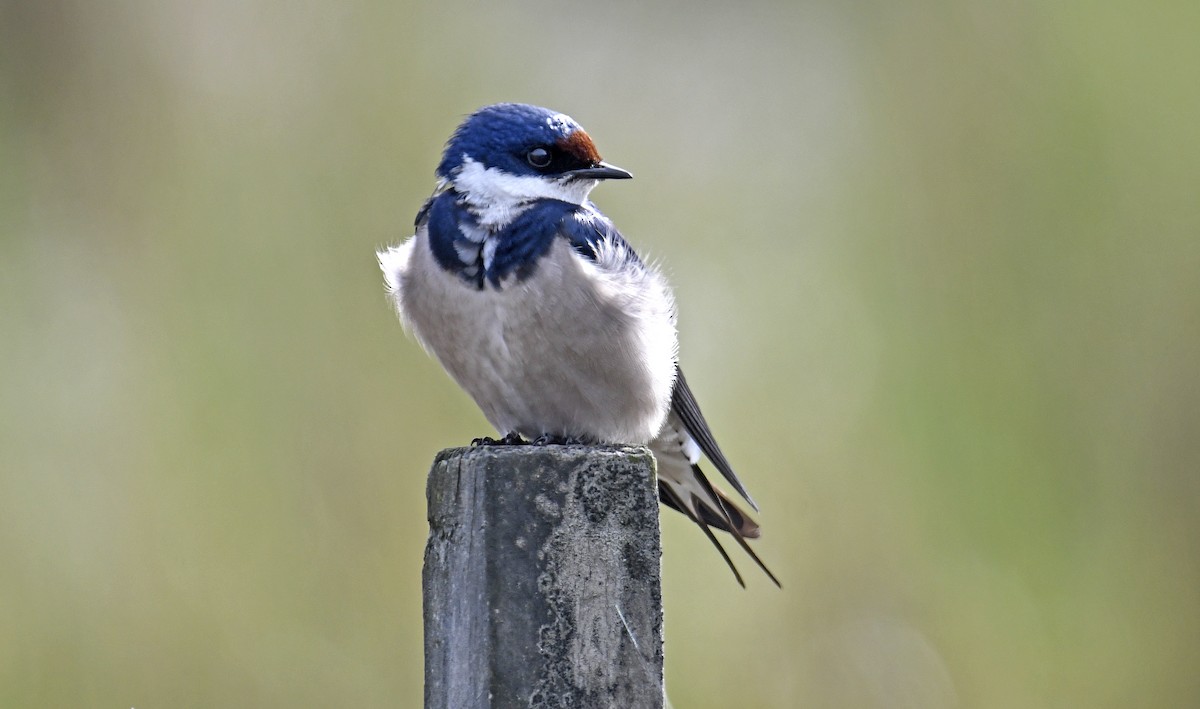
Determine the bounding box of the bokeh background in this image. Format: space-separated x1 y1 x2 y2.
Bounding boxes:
2 0 1197 707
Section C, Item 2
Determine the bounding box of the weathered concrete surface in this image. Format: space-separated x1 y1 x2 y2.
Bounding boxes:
423 445 664 709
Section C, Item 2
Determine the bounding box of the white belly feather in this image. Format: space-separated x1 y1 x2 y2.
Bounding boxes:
378 231 677 444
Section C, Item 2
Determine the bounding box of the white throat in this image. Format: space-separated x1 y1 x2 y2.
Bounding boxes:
452 157 598 229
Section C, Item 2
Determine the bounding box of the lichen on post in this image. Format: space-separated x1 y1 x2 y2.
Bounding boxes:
422 445 664 709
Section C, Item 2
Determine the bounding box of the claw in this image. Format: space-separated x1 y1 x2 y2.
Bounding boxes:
472 432 527 447
532 433 587 446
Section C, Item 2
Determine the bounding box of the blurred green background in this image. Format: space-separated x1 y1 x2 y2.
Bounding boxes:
2 0 1197 707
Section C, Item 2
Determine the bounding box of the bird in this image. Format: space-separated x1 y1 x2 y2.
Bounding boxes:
377 103 778 587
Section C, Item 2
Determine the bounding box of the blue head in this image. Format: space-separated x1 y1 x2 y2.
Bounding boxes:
436 103 631 210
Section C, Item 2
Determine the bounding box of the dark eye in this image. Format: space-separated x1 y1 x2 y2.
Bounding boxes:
526 147 552 168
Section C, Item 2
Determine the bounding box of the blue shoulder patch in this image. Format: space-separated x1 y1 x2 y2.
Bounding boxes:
485 200 577 287
424 190 487 287
424 193 640 289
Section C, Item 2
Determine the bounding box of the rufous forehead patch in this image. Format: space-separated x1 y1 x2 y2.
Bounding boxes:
557 130 602 165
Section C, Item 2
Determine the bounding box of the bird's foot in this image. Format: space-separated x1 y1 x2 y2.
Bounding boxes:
471 432 527 447
532 433 588 446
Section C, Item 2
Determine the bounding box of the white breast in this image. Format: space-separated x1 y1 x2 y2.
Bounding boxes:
380 230 678 444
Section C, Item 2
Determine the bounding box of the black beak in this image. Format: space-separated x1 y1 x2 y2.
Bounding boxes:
566 161 633 180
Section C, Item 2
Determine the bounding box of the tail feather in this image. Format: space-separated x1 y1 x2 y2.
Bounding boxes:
652 372 781 587
655 443 781 587
659 470 760 539
680 464 782 589
658 479 746 588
